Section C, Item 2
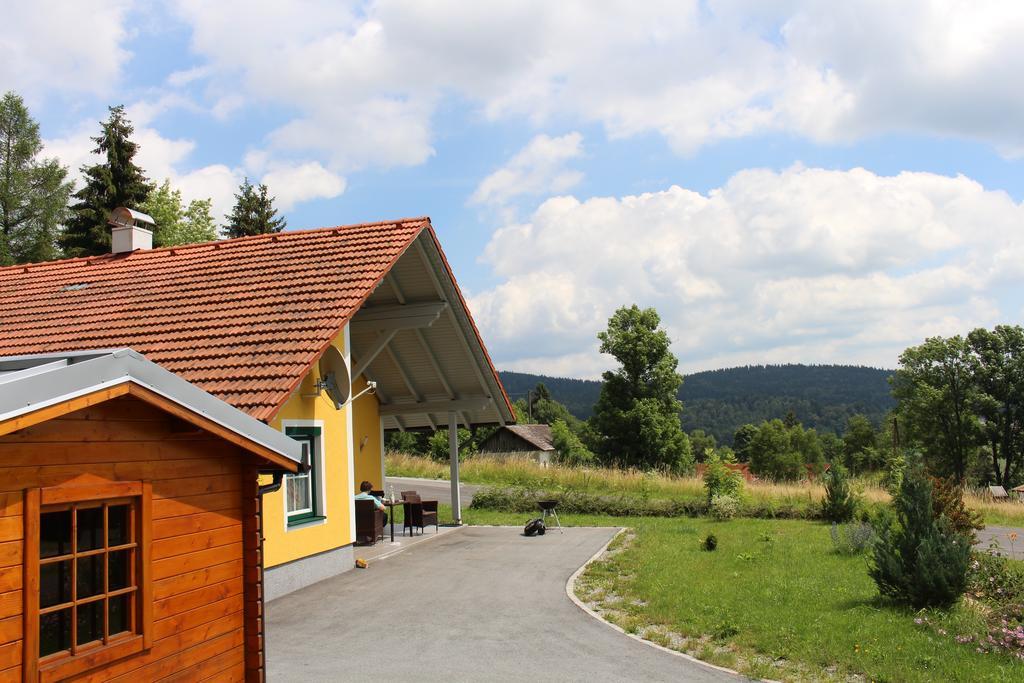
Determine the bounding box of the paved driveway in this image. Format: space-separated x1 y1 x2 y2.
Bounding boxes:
267 526 741 682
978 526 1024 560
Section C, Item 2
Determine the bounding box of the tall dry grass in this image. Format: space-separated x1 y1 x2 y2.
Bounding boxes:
386 452 1024 525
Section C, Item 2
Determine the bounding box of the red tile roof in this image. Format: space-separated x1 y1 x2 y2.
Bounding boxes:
0 218 431 421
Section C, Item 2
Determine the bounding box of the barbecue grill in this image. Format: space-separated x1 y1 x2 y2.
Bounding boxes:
537 500 563 534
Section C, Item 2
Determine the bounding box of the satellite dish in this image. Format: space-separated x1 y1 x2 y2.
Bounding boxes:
317 346 351 409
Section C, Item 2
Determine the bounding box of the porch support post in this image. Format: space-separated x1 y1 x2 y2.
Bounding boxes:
449 411 462 525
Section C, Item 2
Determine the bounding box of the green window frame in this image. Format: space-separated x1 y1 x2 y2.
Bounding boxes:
284 426 324 526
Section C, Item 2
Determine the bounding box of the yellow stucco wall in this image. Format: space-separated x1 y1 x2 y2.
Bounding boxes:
352 375 383 491
260 332 353 568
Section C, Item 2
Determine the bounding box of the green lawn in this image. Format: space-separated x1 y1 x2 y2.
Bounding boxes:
444 508 1024 682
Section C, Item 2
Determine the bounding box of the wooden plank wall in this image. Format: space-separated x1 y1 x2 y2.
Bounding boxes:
0 395 259 682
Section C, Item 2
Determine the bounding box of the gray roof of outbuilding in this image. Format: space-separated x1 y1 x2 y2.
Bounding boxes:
0 348 302 467
493 424 555 451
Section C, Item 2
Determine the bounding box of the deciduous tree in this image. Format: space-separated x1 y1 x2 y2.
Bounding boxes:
891 336 979 482
590 305 692 472
967 325 1024 486
141 179 218 247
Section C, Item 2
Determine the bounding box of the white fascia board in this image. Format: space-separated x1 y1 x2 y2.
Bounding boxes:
0 348 302 466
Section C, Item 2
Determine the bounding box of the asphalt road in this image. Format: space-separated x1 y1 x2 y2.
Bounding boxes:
384 476 482 507
978 526 1024 560
267 526 743 682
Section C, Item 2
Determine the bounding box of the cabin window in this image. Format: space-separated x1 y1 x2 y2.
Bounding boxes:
25 482 152 679
285 426 324 526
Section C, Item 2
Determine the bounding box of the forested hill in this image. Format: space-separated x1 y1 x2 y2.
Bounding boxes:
499 364 896 444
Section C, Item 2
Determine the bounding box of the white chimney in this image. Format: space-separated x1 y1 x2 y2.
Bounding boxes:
108 207 155 254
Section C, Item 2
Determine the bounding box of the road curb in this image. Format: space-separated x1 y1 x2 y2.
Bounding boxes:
565 527 759 681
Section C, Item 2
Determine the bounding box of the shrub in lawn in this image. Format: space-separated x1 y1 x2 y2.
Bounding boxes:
710 494 739 520
821 464 857 523
967 551 1024 606
703 452 743 502
930 475 984 540
702 533 718 551
830 521 875 555
869 465 971 608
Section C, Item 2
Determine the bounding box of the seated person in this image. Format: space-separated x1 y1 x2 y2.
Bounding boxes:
354 480 387 524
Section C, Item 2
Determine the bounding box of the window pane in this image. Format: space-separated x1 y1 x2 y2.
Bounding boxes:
41 510 72 558
108 594 131 636
286 474 311 513
40 608 71 657
77 555 103 599
77 506 104 551
40 560 71 608
76 600 103 646
108 505 130 546
108 549 132 591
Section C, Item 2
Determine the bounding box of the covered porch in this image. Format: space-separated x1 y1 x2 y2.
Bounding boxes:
349 229 515 523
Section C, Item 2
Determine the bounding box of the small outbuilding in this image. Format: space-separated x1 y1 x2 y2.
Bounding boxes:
0 349 301 681
479 424 556 466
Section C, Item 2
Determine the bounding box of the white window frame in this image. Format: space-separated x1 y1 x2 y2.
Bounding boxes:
281 419 327 531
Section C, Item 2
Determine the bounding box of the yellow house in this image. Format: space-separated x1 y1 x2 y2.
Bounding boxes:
0 216 515 599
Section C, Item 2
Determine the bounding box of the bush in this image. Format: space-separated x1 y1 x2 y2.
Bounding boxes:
550 419 596 466
967 551 1024 606
869 465 971 608
702 533 717 551
709 494 739 520
468 485 708 517
703 452 743 502
930 475 984 539
830 521 875 555
821 464 857 523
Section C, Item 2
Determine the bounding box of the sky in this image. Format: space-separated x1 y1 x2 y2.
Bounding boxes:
3 1 1023 379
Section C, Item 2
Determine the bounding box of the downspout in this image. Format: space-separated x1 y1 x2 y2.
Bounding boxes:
257 470 285 496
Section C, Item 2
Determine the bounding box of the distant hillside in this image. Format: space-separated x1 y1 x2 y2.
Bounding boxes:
499 364 896 445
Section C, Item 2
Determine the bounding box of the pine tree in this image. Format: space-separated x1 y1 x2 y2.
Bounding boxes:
869 463 971 608
821 464 857 523
0 91 73 264
224 178 286 238
62 106 152 257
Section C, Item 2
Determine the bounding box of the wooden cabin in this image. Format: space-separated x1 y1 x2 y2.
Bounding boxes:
0 350 301 681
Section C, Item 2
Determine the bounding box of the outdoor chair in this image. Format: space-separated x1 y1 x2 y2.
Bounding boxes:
402 493 439 536
355 499 385 545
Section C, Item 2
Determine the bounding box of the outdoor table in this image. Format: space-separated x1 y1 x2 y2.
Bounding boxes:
383 499 402 542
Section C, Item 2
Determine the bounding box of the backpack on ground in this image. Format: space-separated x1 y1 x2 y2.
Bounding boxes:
524 518 546 536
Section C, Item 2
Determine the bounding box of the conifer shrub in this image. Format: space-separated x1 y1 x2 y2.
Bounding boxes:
821 464 857 523
869 465 971 608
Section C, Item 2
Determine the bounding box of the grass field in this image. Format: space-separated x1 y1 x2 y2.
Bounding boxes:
387 452 1024 525
440 507 1024 682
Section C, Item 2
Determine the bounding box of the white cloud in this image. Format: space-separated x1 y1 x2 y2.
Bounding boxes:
469 167 1024 377
168 1 1024 162
0 1 132 98
44 99 347 223
470 133 584 206
260 162 347 211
